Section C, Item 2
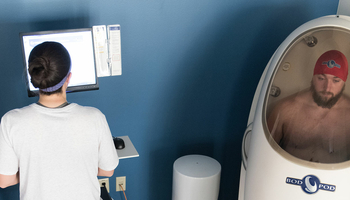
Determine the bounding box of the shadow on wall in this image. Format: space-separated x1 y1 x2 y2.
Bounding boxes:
28 17 91 32
0 16 90 200
0 21 33 115
147 4 312 200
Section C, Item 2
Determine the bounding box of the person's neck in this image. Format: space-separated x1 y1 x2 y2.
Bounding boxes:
38 93 67 108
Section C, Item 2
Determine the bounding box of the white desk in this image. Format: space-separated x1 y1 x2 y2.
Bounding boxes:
116 135 139 159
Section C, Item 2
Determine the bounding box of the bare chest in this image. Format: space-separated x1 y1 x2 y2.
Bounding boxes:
281 108 350 162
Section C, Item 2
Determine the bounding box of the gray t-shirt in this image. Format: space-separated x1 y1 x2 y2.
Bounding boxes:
0 103 119 200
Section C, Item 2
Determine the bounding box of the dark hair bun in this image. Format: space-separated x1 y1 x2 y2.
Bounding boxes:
28 56 52 88
28 42 70 90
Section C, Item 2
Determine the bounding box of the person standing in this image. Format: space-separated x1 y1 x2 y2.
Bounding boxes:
0 42 119 199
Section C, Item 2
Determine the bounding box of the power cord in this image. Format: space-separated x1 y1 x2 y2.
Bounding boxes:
119 184 127 200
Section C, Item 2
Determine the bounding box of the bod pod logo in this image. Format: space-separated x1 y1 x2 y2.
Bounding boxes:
286 175 336 194
301 175 320 194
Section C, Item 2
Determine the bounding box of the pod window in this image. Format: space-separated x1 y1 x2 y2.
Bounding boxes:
265 27 350 164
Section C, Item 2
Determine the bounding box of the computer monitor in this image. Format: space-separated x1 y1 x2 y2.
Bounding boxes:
20 28 99 97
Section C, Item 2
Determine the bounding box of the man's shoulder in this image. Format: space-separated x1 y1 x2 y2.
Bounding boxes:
2 104 35 118
71 104 105 117
276 90 310 108
339 94 350 108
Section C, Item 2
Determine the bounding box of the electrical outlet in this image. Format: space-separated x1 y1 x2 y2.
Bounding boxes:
116 176 126 192
99 178 110 193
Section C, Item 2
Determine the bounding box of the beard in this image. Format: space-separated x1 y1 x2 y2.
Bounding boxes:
310 83 344 109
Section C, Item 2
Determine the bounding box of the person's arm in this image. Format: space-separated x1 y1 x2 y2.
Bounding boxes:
0 120 19 189
0 172 19 188
96 112 119 177
98 168 114 177
267 105 284 145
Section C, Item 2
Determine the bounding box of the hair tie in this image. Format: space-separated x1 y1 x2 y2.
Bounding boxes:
40 70 70 92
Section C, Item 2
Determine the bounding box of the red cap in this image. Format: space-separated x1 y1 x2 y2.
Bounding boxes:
314 50 348 82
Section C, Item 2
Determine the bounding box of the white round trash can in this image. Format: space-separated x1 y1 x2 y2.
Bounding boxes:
172 155 221 200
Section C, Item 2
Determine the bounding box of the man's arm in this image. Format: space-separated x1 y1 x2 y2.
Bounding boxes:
98 168 114 177
267 105 284 145
0 172 19 189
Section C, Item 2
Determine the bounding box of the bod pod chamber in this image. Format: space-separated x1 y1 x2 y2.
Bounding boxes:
239 15 350 200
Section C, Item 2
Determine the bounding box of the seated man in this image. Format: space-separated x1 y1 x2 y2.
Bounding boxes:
267 50 350 163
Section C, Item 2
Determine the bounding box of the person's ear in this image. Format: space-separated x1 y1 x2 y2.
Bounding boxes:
63 72 72 89
66 72 72 84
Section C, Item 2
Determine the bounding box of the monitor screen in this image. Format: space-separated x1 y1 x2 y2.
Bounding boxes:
20 28 99 97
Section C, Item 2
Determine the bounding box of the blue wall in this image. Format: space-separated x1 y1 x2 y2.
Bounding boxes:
0 0 338 199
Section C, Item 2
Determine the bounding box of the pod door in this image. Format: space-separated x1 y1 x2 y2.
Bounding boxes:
266 26 350 164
